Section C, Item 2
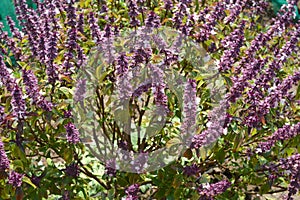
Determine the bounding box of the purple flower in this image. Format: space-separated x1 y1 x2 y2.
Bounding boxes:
64 5 78 74
197 179 231 199
0 24 22 60
226 57 268 104
77 13 85 34
218 21 245 72
37 31 48 63
62 190 70 200
88 12 102 44
191 132 206 149
31 175 42 187
197 7 210 23
245 69 300 127
64 110 73 118
266 154 300 199
105 159 117 177
145 11 160 28
228 6 295 76
22 69 53 111
162 49 179 66
22 69 40 103
150 65 169 114
117 71 133 102
181 79 197 136
11 84 26 119
277 1 298 23
195 2 226 42
132 48 152 65
6 16 22 39
0 54 16 93
191 100 229 149
0 106 5 124
131 152 148 173
172 3 187 29
65 1 77 28
127 0 140 27
183 163 199 176
0 140 10 170
65 163 80 178
280 154 300 198
103 24 114 38
8 171 24 187
224 0 247 24
163 0 173 10
64 122 80 144
46 30 58 65
77 44 86 67
256 122 300 153
38 99 53 112
116 53 129 75
132 81 152 98
125 184 139 200
74 79 87 103
255 25 300 90
46 63 59 85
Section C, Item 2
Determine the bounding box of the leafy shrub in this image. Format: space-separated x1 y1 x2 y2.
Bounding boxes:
0 0 300 199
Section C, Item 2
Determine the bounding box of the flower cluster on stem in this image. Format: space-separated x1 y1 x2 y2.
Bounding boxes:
256 123 300 153
197 179 231 199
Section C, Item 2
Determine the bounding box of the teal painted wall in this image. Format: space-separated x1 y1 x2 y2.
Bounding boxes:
271 0 300 20
0 0 36 35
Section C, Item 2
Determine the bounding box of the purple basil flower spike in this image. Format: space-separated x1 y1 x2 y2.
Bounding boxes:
0 140 10 171
74 79 87 103
197 179 231 199
256 122 300 154
127 0 140 27
105 159 117 177
266 154 300 198
164 0 173 10
64 122 80 144
88 12 102 44
116 53 129 76
8 171 24 187
145 11 160 28
6 16 22 40
0 54 16 93
64 110 73 118
11 84 26 120
183 163 200 177
151 65 169 114
65 163 80 178
125 183 140 200
218 21 245 72
22 69 53 111
181 79 197 136
77 13 85 34
0 106 5 124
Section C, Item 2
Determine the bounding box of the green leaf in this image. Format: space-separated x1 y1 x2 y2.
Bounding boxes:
166 137 181 149
140 184 151 193
216 149 225 163
59 87 73 98
63 147 74 164
260 183 271 194
295 84 300 99
23 176 37 189
199 173 210 184
199 146 208 161
12 160 24 170
117 177 129 187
